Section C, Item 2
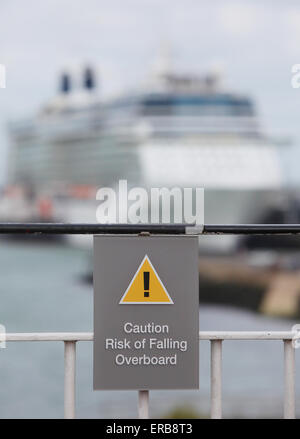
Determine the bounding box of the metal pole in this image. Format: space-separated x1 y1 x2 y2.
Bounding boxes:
204 224 300 235
0 223 187 235
0 222 300 235
284 340 295 419
64 341 76 419
138 390 149 419
211 340 222 419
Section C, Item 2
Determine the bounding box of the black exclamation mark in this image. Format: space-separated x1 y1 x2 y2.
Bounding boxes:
144 272 150 297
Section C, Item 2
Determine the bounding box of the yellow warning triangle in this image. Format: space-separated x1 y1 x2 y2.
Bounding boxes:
119 255 173 304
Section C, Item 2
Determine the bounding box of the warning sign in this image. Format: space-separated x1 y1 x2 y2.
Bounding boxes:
94 235 199 390
119 255 173 304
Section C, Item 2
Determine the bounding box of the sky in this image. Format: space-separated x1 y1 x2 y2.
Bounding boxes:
0 0 300 184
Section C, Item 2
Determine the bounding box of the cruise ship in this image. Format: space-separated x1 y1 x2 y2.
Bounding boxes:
3 57 290 251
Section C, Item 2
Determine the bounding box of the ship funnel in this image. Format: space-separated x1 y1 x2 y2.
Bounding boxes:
59 72 72 94
83 67 96 91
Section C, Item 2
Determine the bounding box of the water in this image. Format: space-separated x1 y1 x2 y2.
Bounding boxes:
0 240 299 418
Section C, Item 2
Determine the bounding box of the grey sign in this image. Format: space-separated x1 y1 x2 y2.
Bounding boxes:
93 235 199 390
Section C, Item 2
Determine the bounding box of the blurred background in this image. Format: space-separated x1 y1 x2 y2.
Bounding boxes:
1 0 300 418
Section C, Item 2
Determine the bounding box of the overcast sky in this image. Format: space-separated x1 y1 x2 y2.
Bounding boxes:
0 0 300 184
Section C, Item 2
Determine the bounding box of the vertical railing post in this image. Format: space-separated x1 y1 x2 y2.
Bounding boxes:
138 390 149 419
284 340 295 419
64 341 76 419
211 339 222 419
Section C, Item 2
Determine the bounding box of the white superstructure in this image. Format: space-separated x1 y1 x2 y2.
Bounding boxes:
5 58 289 252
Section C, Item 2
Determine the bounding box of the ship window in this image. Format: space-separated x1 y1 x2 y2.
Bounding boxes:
140 95 254 117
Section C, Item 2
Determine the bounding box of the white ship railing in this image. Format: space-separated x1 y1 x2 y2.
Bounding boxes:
4 331 297 419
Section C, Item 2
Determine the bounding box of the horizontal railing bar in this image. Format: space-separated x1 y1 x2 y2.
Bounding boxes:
3 331 297 341
199 331 297 340
204 224 300 234
5 332 93 341
0 223 300 235
0 223 188 235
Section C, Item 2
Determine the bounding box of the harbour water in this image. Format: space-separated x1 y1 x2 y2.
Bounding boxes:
0 240 299 418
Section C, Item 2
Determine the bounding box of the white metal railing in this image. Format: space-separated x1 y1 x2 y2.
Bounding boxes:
3 331 297 419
